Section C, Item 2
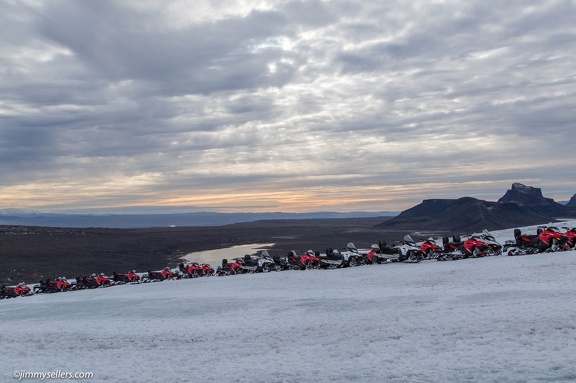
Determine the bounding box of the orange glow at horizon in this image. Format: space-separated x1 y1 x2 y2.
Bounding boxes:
0 180 538 213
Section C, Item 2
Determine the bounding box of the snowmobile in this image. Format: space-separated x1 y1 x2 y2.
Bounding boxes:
419 238 443 260
75 273 113 289
503 228 541 255
112 270 141 284
216 258 244 276
178 262 214 278
199 263 215 276
187 262 204 277
459 235 491 258
33 277 72 293
226 255 255 274
317 243 365 268
235 252 278 273
178 262 195 278
535 226 568 252
317 248 347 269
437 235 464 261
376 236 424 263
478 229 503 256
396 235 425 263
283 250 321 270
0 282 32 299
506 226 567 256
271 254 293 271
256 251 279 272
561 227 576 250
340 243 366 267
363 244 391 264
225 257 247 274
377 241 402 262
142 268 175 282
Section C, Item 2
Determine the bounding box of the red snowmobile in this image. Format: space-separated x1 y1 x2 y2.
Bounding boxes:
180 262 215 278
286 250 321 270
505 228 541 255
1 282 32 299
34 277 73 293
537 226 568 252
216 258 244 276
419 238 443 260
75 273 113 289
112 270 141 284
187 262 204 277
437 236 464 260
460 235 490 258
507 226 568 256
143 268 176 282
561 227 576 250
179 262 201 278
364 244 390 264
201 263 215 276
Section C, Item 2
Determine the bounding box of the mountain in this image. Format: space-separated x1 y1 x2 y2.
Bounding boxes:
376 197 550 232
377 183 576 232
0 208 44 216
566 194 576 208
497 183 574 217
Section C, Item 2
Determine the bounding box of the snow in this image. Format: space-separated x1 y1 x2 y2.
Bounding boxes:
2 222 576 383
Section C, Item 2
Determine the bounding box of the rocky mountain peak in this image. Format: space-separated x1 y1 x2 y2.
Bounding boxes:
499 183 545 203
498 183 573 217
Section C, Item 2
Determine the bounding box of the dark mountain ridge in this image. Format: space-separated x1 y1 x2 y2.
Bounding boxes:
498 183 573 217
563 194 576 208
378 183 576 232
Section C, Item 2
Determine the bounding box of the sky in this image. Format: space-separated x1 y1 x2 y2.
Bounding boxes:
1 0 575 214
2 223 576 382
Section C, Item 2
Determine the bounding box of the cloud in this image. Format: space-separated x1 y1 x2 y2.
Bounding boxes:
1 0 575 213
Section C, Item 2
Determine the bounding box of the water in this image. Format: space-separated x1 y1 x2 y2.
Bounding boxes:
181 243 275 266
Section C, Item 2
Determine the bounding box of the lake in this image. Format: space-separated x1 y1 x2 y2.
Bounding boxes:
181 243 275 266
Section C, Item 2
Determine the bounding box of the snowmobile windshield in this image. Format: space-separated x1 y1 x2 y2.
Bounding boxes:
403 235 415 244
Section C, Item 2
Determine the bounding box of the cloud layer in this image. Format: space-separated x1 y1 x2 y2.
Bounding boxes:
1 0 575 213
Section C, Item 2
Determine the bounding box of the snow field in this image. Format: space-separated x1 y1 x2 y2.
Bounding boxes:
1 225 576 382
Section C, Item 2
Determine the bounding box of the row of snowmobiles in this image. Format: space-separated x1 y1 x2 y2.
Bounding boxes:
213 231 500 276
30 268 177 295
2 226 574 300
212 235 447 276
213 225 576 276
29 264 217 296
32 271 138 294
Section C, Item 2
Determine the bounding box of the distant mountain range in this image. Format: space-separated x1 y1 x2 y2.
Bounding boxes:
0 210 397 228
378 183 576 232
3 182 575 231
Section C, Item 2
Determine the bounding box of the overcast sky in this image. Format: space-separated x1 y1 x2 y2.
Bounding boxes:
1 0 575 214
